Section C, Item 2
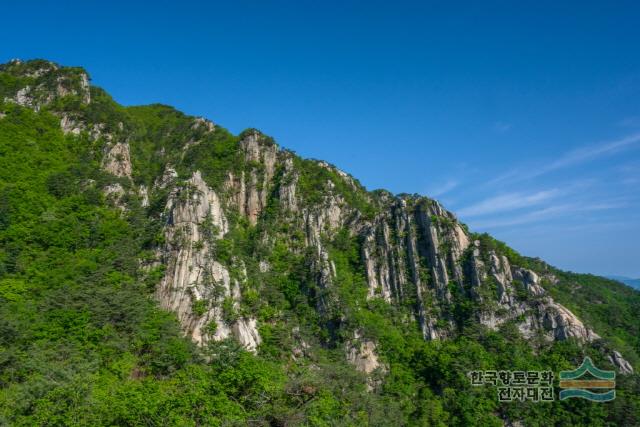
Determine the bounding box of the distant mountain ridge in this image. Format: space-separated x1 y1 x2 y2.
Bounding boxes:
606 275 640 290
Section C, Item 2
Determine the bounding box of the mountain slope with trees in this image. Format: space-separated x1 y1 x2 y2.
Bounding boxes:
0 59 638 426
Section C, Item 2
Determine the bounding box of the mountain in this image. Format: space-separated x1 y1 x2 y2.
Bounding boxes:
1 59 639 426
606 275 640 291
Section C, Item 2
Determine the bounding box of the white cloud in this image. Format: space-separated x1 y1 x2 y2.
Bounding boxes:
426 179 458 197
489 132 640 185
457 189 560 217
616 161 640 186
492 121 512 133
618 116 640 128
469 202 626 229
548 133 640 169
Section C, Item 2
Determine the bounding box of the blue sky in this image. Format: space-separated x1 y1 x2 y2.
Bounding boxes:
2 1 639 277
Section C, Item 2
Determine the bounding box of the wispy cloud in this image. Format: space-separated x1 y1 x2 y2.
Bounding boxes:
617 116 640 128
469 201 626 229
426 179 458 197
495 218 639 237
458 188 560 217
492 121 512 133
548 133 640 170
616 161 640 186
489 132 640 185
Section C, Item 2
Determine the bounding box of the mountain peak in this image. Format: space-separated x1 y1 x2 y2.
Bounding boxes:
0 58 91 110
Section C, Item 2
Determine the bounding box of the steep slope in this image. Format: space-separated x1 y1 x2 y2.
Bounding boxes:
1 59 639 426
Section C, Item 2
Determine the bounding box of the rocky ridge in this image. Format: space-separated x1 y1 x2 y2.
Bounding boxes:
1 59 633 376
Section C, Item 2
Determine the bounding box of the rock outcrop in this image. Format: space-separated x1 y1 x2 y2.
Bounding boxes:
346 330 383 374
102 142 133 178
359 198 472 340
466 246 602 343
225 131 278 224
2 60 91 111
608 350 634 374
155 170 260 351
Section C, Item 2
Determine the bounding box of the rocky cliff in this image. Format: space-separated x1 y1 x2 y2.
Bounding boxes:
1 59 634 379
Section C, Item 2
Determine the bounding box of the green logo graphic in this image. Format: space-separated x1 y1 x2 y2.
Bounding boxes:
559 357 615 402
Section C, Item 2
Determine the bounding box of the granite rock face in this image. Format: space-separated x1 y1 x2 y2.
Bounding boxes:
102 142 133 179
154 170 260 351
346 330 382 374
225 131 278 225
609 350 634 374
